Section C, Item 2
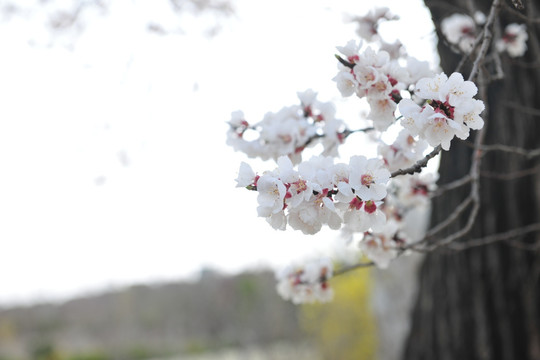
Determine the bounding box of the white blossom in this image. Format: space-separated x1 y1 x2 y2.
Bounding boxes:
405 57 435 85
366 93 397 131
276 258 333 304
359 220 403 268
349 155 391 201
496 23 528 58
441 13 477 53
235 162 256 188
350 7 399 42
256 174 287 217
227 91 346 163
399 72 484 150
378 129 428 172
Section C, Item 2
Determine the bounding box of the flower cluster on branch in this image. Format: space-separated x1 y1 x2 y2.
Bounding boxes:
227 2 536 303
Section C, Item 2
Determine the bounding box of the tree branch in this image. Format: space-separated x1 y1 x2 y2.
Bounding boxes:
468 0 503 82
390 145 441 177
447 223 540 250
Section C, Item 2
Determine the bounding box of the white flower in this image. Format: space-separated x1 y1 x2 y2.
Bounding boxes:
474 11 486 25
297 89 318 108
227 94 344 164
267 211 287 231
342 199 386 232
366 93 397 131
439 72 478 106
422 108 465 150
406 57 435 85
256 174 287 217
441 14 477 53
287 202 323 235
378 129 428 172
398 98 426 137
351 7 399 42
391 173 437 208
457 99 485 130
496 23 528 58
288 191 342 235
336 39 363 64
235 162 256 188
414 72 448 100
349 156 390 201
333 71 357 97
380 40 404 60
228 110 247 128
276 258 333 304
359 220 406 268
354 65 382 90
298 156 335 192
359 46 390 68
401 72 484 150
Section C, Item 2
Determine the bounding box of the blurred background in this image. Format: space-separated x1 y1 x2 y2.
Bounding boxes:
0 0 435 358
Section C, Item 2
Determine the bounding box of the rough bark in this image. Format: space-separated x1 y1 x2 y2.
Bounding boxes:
404 0 540 359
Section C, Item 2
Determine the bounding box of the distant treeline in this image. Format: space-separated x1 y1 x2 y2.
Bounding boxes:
0 269 308 360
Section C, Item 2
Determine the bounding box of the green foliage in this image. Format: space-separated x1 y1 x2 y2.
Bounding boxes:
65 352 109 360
184 340 210 355
31 342 61 360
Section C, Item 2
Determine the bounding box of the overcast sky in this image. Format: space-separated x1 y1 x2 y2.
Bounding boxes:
0 0 435 305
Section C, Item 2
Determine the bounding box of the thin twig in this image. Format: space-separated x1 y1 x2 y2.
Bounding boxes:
504 101 540 117
481 164 540 180
390 145 441 178
425 196 474 238
469 0 503 82
455 29 485 73
479 144 540 158
430 174 473 198
333 261 375 277
448 223 540 250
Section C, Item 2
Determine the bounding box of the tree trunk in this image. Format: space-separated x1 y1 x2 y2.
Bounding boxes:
404 0 540 359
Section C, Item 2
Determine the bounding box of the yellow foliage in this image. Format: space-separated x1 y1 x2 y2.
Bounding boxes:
300 267 377 360
0 319 16 341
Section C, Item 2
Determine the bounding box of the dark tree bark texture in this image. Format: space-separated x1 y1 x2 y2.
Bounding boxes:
404 0 540 359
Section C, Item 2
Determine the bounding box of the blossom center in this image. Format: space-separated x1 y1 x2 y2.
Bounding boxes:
430 99 455 119
349 197 363 210
361 173 374 187
461 26 475 37
292 179 308 194
364 200 377 214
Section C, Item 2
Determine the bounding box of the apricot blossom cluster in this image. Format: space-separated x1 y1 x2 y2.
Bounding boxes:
441 12 528 57
276 257 333 304
236 155 390 235
226 90 345 164
228 6 493 303
399 72 485 150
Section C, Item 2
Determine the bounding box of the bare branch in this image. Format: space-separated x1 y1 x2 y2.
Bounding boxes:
479 144 540 158
425 196 474 238
455 29 485 73
468 0 503 82
503 4 540 22
448 223 540 250
335 54 354 69
430 174 472 198
481 164 540 180
504 101 540 117
390 145 441 178
332 261 375 277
